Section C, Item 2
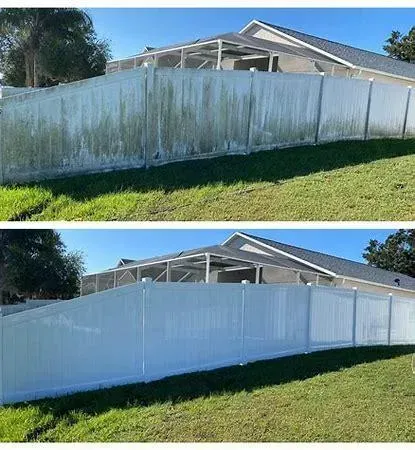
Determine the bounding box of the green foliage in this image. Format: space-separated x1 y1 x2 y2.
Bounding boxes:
0 346 414 442
384 27 415 62
363 230 415 277
0 139 414 221
0 229 85 302
0 8 111 87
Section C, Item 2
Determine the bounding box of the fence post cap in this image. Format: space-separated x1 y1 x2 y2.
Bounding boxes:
352 286 358 290
306 282 313 286
141 277 153 283
241 280 250 284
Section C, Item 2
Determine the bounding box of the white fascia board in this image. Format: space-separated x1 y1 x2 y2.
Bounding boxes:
240 19 355 69
228 232 337 277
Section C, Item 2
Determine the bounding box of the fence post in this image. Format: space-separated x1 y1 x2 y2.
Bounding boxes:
245 70 255 154
402 86 412 139
144 65 155 169
314 73 325 144
364 78 374 140
352 287 358 347
141 277 152 380
0 101 4 185
0 316 3 406
306 283 313 353
240 280 250 364
387 293 393 346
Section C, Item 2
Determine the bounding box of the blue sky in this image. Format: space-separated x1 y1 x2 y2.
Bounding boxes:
59 229 395 274
87 8 415 60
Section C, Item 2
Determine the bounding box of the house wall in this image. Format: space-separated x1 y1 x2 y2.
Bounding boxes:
335 278 415 299
243 23 415 87
226 236 415 298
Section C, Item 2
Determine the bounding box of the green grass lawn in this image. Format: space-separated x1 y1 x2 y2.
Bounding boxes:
1 139 414 221
1 345 414 442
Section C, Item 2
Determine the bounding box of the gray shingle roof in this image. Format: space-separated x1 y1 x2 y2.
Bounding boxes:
242 233 415 292
259 20 415 81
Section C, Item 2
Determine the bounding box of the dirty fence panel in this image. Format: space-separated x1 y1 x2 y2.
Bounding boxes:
250 73 321 150
367 82 409 138
2 284 143 404
143 282 243 379
310 286 355 350
319 76 370 142
243 284 309 361
147 68 252 164
147 69 250 165
1 69 146 183
390 296 415 344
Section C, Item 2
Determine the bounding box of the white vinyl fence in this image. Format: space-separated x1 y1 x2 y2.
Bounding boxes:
0 67 414 184
1 280 415 405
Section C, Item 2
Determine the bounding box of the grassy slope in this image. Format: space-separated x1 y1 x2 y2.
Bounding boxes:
0 139 414 221
1 346 414 442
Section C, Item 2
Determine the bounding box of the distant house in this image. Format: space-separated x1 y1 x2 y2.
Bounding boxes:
81 232 415 299
106 19 415 86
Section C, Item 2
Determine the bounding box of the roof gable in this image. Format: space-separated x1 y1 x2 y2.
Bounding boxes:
234 232 415 292
247 19 415 81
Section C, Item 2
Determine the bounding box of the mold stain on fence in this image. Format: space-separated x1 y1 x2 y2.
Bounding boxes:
0 67 414 184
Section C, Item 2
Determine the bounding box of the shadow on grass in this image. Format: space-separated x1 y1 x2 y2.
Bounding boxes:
20 138 415 201
19 345 415 430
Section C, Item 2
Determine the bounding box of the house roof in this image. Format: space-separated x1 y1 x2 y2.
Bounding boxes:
239 232 415 292
258 20 415 81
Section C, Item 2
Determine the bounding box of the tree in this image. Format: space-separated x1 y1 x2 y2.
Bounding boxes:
0 230 85 304
363 229 415 278
384 27 415 63
0 8 111 87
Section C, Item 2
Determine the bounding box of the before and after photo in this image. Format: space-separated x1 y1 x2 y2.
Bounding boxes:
0 5 414 445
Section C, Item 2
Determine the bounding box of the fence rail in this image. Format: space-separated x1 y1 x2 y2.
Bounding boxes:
1 68 414 184
0 281 414 405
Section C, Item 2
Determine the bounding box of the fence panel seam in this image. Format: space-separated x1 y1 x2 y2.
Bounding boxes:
364 79 374 140
387 293 393 346
314 73 325 144
352 287 358 347
245 71 255 154
306 284 313 353
402 86 412 139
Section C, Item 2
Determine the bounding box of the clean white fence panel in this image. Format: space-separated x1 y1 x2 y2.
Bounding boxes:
0 282 414 406
147 68 252 164
2 284 143 404
355 292 390 346
390 296 415 344
318 77 370 142
368 82 408 138
250 73 321 150
309 286 355 350
143 282 243 379
243 284 309 360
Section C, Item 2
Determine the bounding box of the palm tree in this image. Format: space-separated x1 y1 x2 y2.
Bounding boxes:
0 8 92 87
